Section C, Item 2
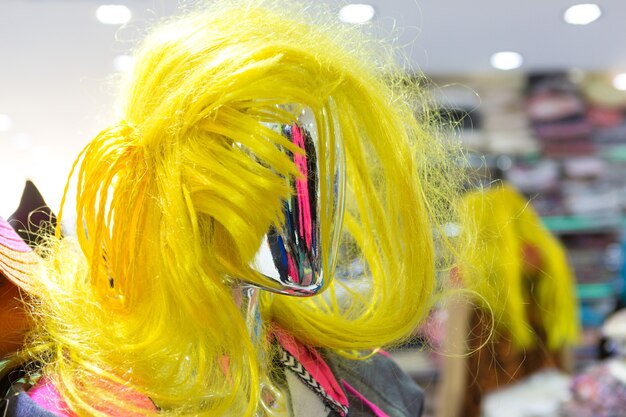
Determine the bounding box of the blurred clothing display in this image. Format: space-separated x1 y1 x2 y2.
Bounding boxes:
437 184 579 417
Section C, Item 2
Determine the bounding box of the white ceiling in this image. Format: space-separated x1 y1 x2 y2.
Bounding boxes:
1 0 624 217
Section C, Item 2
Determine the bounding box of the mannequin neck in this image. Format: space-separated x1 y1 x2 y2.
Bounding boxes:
233 285 289 416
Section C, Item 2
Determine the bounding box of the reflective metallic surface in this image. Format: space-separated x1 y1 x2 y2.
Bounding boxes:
235 286 289 416
252 109 346 296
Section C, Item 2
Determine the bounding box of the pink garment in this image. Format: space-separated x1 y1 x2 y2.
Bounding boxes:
341 380 390 417
287 252 299 284
0 218 31 253
377 349 390 357
291 125 313 251
28 380 75 417
273 325 394 417
272 325 349 411
28 377 157 416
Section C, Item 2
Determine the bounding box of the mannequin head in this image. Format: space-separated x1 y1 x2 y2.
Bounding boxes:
249 114 345 296
458 184 579 349
20 1 464 415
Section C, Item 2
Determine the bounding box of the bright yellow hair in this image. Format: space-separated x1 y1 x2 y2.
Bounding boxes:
458 184 580 349
15 1 464 415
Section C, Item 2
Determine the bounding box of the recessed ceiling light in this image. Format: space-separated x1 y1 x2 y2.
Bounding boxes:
96 5 132 25
490 51 523 71
613 73 626 91
0 114 13 132
563 4 602 25
339 4 375 24
113 55 135 73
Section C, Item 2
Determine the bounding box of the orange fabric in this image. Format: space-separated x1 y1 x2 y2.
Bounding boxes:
0 278 30 357
460 284 563 417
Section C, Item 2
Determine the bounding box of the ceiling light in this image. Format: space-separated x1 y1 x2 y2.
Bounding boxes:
490 51 523 71
339 4 375 24
96 5 132 25
613 73 626 91
0 114 13 132
563 4 602 25
113 55 135 73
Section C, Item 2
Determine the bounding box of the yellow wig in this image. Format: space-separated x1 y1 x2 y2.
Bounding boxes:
15 1 463 415
458 184 580 349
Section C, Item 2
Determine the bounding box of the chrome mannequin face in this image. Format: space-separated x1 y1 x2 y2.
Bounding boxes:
236 108 346 416
252 108 346 297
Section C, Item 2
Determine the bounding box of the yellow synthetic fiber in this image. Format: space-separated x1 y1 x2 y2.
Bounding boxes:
13 1 465 415
458 185 580 349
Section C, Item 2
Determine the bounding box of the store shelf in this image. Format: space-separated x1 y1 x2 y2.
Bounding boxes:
577 282 618 328
600 146 626 162
542 215 626 234
576 282 616 300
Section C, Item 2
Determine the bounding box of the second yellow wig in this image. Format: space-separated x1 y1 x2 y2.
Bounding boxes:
16 1 464 416
458 184 580 349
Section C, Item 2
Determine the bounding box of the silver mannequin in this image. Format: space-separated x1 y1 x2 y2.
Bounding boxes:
235 108 346 415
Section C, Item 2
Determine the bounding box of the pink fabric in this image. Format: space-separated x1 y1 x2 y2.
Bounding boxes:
29 379 76 417
377 349 390 357
0 217 31 253
29 377 157 416
287 252 299 284
291 125 312 250
341 380 390 417
272 325 349 410
0 215 39 300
